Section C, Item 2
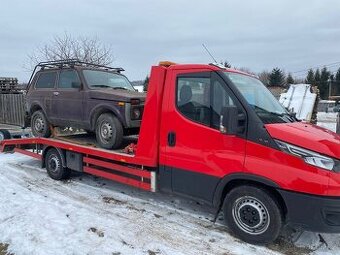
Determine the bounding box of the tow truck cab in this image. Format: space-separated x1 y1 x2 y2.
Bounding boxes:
151 62 340 243
1 62 339 244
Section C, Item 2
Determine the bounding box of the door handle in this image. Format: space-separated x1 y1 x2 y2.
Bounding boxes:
167 132 176 147
53 92 59 96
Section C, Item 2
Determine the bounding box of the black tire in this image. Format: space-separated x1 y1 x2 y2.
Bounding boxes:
45 148 71 180
223 185 282 244
31 110 52 138
95 113 123 149
0 129 11 141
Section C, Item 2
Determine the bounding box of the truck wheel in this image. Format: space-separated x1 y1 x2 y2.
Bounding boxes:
31 110 52 138
0 129 11 141
223 185 282 244
45 148 71 180
95 113 123 149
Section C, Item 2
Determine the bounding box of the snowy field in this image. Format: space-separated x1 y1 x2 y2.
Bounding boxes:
1 154 340 255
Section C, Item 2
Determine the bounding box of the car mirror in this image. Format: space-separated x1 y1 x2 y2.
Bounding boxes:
220 106 245 135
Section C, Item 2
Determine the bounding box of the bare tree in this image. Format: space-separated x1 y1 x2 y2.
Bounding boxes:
258 71 271 86
27 33 114 69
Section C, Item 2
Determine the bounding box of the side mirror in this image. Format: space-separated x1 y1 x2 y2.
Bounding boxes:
220 106 243 135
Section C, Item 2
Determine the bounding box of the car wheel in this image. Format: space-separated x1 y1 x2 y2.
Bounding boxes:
95 113 123 149
45 148 71 180
0 129 11 141
223 185 283 244
31 110 52 138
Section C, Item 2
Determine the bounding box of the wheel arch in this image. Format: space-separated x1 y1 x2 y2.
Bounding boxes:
30 103 43 114
90 105 125 130
213 173 287 220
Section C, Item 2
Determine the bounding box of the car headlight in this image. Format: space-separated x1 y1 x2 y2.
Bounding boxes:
131 107 142 120
275 139 340 172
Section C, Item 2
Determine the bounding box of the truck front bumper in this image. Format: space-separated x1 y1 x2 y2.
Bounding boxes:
279 189 340 233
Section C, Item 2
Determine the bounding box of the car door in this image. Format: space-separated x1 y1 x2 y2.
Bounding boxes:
30 71 57 119
51 69 84 127
161 70 247 203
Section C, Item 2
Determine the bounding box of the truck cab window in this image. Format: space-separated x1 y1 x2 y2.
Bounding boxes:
177 77 211 126
35 72 57 89
59 70 81 89
211 80 235 128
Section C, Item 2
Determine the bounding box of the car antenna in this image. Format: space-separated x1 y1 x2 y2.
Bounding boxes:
202 43 218 63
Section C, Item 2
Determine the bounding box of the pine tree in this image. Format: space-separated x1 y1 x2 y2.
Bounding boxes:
314 68 321 82
336 68 340 82
305 69 315 84
286 73 294 85
318 67 331 99
143 76 149 92
334 68 340 98
269 68 286 87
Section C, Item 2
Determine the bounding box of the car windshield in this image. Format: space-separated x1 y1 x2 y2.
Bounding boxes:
223 72 296 124
83 70 135 91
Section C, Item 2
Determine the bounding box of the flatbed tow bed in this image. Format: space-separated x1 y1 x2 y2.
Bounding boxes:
0 136 156 191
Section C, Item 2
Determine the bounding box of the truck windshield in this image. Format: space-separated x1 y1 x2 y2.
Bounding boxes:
83 70 135 91
223 72 296 124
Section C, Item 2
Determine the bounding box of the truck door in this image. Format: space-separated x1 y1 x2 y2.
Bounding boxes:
51 70 84 126
160 70 247 203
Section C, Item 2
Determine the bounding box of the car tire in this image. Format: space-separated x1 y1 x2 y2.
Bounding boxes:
223 185 283 244
95 113 123 149
45 148 71 180
31 110 52 138
0 129 11 141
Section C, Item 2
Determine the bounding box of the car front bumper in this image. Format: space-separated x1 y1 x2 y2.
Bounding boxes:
279 189 340 233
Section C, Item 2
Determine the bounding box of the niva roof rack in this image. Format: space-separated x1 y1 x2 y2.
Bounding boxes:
27 59 125 90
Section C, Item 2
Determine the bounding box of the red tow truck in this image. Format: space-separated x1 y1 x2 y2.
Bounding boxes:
1 61 340 244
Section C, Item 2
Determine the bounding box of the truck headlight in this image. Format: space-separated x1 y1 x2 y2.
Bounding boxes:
131 107 143 120
275 140 339 172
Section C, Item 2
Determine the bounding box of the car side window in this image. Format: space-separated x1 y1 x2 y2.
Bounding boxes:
211 80 235 128
35 72 57 89
176 76 211 126
58 70 81 89
176 73 239 130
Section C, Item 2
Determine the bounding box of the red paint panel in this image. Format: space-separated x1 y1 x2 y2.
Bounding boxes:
244 140 330 196
84 166 151 191
159 68 246 178
14 148 42 160
266 122 340 158
83 157 151 179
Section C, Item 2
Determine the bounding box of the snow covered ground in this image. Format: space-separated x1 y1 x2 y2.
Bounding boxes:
1 153 340 255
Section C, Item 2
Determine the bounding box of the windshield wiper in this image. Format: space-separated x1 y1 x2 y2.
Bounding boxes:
91 85 112 88
113 87 129 90
252 105 297 123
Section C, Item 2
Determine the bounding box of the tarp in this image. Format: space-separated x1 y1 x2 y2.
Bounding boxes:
279 84 317 121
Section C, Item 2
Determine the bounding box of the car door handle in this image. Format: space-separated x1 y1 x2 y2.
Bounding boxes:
53 92 59 96
167 132 176 147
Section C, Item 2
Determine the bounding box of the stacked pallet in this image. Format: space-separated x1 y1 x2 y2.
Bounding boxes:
0 77 18 92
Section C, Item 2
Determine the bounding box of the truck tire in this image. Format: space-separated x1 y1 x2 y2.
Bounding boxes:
0 129 11 141
31 110 52 138
45 148 71 180
95 113 123 149
223 185 282 244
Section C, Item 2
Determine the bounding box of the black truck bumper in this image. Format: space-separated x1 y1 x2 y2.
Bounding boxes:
279 189 340 233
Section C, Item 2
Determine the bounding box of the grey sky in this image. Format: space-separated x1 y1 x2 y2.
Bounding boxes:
1 0 340 82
